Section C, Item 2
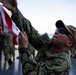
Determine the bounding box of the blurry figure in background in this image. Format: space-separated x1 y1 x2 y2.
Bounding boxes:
4 29 15 65
0 26 5 61
0 25 14 65
8 29 15 61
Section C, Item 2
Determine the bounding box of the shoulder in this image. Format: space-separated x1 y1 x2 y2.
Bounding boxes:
40 33 49 44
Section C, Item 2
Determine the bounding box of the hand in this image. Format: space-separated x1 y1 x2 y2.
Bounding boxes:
19 32 28 48
0 0 17 14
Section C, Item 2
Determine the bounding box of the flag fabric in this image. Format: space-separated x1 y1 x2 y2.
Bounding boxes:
0 4 20 45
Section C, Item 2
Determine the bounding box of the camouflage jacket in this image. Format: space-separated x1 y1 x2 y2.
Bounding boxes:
11 10 71 75
0 33 13 50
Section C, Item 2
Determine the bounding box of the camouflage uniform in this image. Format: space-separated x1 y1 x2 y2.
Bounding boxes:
8 32 15 61
28 43 36 59
11 10 71 75
4 32 14 61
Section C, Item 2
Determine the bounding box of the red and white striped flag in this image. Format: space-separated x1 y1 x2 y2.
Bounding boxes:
0 4 20 45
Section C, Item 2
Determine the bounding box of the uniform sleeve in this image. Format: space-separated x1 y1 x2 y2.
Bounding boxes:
19 48 37 75
11 10 44 50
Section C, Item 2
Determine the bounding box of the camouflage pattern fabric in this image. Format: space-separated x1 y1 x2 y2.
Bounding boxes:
19 43 36 60
28 43 36 59
12 10 71 75
4 33 14 61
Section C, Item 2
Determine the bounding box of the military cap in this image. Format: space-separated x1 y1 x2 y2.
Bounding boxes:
55 20 76 47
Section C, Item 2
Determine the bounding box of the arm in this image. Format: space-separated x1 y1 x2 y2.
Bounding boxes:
19 32 70 75
14 10 44 50
18 32 37 74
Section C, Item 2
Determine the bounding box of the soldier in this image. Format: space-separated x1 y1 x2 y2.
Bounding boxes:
4 30 15 65
18 23 76 75
1 0 76 75
8 30 15 61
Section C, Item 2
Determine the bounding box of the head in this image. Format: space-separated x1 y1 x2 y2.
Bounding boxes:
51 20 76 50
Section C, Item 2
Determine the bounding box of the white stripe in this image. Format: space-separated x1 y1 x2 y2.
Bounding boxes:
0 5 9 33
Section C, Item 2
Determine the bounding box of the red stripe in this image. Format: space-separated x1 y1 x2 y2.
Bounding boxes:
13 31 18 45
4 10 18 45
4 10 12 29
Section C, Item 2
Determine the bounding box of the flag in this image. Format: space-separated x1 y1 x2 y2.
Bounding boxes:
0 4 20 45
